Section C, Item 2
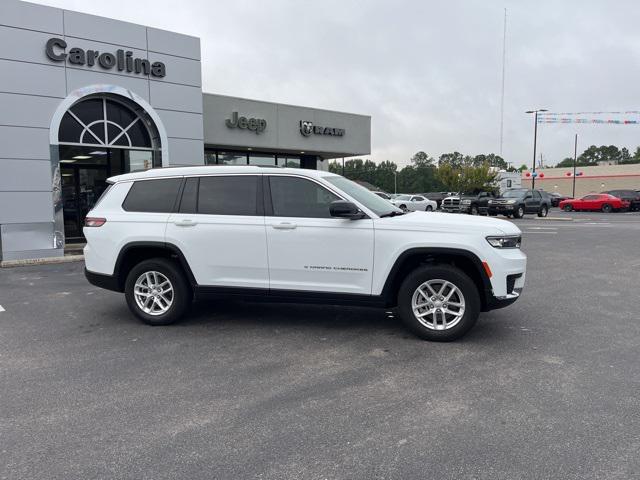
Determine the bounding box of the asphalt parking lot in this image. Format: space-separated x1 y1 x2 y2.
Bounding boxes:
1 211 639 480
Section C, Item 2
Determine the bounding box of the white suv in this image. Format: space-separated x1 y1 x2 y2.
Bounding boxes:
84 166 526 341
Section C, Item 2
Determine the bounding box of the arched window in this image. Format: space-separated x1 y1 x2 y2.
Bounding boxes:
58 96 158 149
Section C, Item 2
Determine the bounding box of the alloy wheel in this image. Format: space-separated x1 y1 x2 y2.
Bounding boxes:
411 279 466 331
133 271 174 315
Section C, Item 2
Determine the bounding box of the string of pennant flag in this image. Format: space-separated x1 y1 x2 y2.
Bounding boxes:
538 118 640 124
537 110 640 125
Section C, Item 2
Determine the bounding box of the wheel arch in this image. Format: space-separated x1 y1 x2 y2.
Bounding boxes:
380 248 492 310
114 241 197 291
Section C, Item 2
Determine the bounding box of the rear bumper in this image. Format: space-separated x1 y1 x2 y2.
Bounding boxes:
85 268 121 292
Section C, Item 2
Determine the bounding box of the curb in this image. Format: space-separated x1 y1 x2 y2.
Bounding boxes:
0 255 84 268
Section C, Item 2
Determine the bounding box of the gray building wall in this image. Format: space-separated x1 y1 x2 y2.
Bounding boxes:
202 93 371 160
0 0 204 261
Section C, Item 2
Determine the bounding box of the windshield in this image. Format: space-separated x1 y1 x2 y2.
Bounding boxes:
503 190 527 198
324 176 400 217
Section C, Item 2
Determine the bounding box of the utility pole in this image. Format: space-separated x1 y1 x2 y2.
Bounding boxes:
499 8 507 156
572 134 578 198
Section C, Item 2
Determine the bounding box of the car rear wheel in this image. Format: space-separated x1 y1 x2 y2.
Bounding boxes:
538 205 548 217
601 203 612 213
397 265 481 341
563 204 573 212
125 258 192 326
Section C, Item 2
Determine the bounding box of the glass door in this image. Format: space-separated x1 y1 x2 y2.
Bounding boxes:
61 165 108 242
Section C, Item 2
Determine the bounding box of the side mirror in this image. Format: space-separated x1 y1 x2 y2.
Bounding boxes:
330 200 365 219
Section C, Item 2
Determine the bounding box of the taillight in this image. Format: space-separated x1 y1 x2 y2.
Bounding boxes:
85 217 106 227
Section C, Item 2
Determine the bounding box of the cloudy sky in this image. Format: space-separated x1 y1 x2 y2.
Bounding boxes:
37 0 640 167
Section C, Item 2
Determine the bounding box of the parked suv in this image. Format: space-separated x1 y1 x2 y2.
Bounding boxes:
84 167 526 342
441 191 496 215
488 189 551 218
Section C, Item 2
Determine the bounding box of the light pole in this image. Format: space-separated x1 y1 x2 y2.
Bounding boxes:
525 108 548 189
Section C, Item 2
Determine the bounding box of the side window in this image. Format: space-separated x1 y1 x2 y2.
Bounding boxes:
198 175 259 216
122 178 182 213
413 196 424 202
533 191 541 200
269 176 340 218
179 177 198 213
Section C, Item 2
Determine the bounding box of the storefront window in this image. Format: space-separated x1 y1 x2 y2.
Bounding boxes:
217 152 248 165
279 157 301 168
249 153 276 166
205 152 217 165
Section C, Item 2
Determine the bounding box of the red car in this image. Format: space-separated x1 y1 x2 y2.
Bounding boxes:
559 194 630 213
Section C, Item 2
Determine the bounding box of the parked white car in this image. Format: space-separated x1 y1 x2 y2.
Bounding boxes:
390 194 437 212
83 166 526 341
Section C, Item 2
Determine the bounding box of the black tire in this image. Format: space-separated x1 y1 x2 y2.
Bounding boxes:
513 205 525 219
601 203 612 213
470 205 479 215
538 205 549 217
397 265 481 342
426 205 433 212
400 204 408 211
124 258 192 326
563 204 573 212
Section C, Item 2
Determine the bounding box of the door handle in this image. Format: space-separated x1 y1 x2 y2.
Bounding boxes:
174 218 197 227
272 222 297 230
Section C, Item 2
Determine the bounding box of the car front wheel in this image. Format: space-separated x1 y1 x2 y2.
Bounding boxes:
426 205 433 212
470 205 479 215
513 206 525 218
563 205 573 212
397 265 481 341
124 258 192 326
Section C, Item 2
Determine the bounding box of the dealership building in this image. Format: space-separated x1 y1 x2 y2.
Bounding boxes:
0 0 371 262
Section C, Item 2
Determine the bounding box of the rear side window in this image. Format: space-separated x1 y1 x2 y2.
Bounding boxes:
198 175 259 216
122 178 182 212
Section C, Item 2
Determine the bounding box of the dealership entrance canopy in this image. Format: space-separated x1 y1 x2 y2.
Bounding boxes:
0 0 371 261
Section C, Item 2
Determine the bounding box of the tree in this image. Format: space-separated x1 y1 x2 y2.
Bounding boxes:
436 162 497 193
473 153 508 170
438 152 467 169
518 164 528 171
556 157 574 168
410 151 435 167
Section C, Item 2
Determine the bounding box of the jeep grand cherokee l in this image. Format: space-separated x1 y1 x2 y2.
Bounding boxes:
84 166 527 342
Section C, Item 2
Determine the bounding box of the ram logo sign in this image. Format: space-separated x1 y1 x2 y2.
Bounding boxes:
299 121 345 137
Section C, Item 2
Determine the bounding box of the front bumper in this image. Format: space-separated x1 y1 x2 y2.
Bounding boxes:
488 204 516 214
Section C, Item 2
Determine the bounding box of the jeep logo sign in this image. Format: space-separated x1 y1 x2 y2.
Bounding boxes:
300 121 345 137
45 38 166 77
225 112 267 134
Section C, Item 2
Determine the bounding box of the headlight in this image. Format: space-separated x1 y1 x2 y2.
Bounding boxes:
461 199 471 204
486 235 522 248
488 200 494 204
507 199 517 204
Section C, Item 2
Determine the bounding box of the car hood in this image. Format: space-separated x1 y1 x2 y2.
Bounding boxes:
375 211 520 236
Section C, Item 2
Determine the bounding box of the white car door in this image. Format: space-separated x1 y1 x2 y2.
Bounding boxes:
265 174 374 295
165 174 269 289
